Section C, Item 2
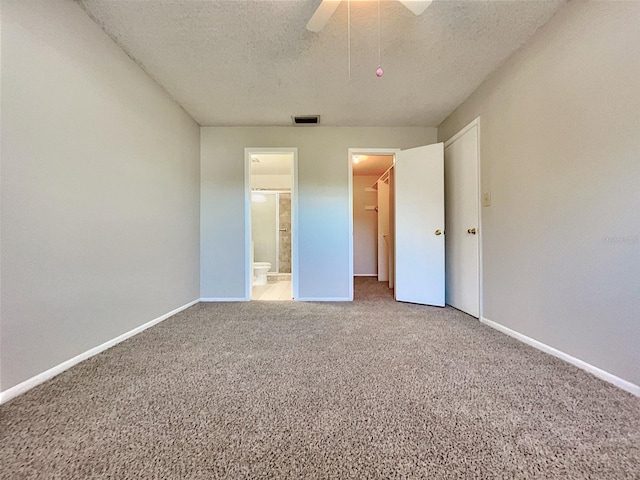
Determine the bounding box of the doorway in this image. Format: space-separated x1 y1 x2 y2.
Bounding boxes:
349 144 447 307
444 118 481 317
348 148 399 300
245 148 298 301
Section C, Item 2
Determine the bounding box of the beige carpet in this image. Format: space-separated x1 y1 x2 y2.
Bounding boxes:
1 278 638 479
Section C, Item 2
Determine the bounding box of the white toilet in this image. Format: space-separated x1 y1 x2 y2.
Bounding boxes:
253 262 271 286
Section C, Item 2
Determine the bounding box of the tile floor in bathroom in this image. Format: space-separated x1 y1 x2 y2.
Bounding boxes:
252 277 292 301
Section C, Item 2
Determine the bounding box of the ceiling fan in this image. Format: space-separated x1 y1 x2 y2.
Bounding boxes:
307 0 433 32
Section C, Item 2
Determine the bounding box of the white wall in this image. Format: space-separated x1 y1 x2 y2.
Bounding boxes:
353 176 378 276
201 127 436 300
438 1 640 386
0 0 201 391
251 174 292 190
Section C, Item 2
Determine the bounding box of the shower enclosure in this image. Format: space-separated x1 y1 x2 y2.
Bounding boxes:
251 191 291 273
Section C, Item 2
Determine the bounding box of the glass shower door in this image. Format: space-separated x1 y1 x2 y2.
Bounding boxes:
251 193 277 271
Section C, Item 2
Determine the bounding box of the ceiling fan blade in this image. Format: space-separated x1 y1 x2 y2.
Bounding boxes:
306 0 342 32
397 0 433 16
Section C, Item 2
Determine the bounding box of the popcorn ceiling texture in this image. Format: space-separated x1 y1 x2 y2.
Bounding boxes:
77 0 566 126
1 278 638 478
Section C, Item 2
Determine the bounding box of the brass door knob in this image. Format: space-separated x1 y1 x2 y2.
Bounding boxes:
467 228 477 234
435 229 443 236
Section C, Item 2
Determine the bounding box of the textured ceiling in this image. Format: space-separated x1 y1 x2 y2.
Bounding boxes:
78 0 566 127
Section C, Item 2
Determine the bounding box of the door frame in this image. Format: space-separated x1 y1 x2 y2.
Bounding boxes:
244 147 299 301
348 147 400 301
443 117 483 318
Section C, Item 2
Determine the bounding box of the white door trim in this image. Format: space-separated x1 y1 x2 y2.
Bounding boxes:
348 148 400 301
244 147 299 301
444 117 479 149
444 117 482 318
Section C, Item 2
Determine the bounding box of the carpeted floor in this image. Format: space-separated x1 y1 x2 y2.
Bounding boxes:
1 278 638 479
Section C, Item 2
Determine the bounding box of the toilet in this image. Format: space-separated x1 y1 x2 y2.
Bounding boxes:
253 262 271 286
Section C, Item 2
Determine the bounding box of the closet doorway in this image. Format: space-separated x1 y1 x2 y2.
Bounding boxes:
348 144 446 306
348 148 399 300
245 148 299 301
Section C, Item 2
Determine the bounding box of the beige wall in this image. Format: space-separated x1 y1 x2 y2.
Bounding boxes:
251 174 292 190
0 0 201 391
438 1 640 386
353 176 379 276
201 127 436 300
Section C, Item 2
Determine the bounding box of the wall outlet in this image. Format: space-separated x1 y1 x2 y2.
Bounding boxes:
483 191 492 207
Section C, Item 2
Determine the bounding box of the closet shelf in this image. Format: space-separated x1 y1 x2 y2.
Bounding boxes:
371 164 393 189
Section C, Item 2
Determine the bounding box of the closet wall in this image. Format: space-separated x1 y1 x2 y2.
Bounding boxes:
377 177 390 282
374 167 394 289
353 176 379 275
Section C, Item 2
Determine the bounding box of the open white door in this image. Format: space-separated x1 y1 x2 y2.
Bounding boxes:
394 143 445 306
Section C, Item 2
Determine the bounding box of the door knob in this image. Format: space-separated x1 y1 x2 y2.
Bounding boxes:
435 229 443 236
467 228 477 234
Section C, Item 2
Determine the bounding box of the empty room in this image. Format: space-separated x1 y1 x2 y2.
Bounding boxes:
1 0 638 478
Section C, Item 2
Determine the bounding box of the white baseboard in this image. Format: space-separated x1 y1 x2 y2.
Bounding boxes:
199 297 247 302
0 299 200 405
481 316 640 397
200 296 351 302
296 297 351 302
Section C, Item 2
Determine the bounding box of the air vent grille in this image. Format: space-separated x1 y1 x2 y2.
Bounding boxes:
292 115 320 125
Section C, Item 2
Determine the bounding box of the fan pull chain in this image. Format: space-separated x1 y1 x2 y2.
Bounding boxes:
376 0 383 77
347 0 351 78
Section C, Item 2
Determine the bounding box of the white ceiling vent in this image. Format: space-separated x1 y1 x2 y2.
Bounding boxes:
292 115 320 126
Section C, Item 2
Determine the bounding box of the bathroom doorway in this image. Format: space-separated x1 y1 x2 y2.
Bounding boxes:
245 148 298 301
